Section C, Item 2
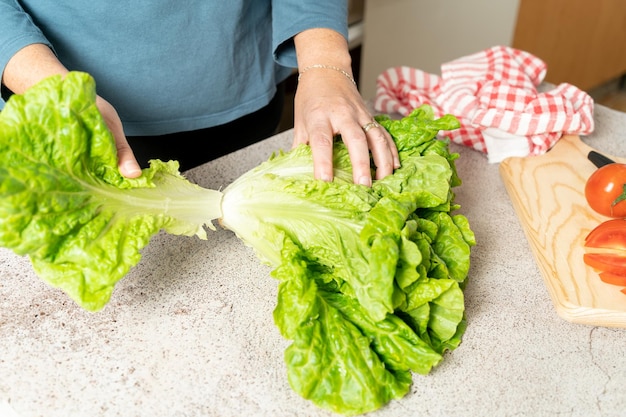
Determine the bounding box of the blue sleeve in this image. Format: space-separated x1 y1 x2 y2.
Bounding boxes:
0 0 53 107
271 0 349 69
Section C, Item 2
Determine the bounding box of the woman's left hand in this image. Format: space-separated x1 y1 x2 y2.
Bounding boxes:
292 29 399 186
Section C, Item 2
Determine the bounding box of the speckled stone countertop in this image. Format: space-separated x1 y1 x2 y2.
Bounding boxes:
1 104 625 417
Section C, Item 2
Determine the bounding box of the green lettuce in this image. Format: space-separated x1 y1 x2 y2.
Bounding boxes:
0 72 475 415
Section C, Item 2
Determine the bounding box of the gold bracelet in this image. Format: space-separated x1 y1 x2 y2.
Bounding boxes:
298 64 356 85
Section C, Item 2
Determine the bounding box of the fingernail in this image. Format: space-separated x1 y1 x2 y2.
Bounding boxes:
358 175 372 187
122 161 142 178
320 174 333 182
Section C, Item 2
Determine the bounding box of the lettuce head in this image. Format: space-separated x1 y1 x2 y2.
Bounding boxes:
0 72 475 415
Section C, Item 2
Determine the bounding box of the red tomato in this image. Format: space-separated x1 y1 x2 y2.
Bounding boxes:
583 219 626 287
584 163 626 218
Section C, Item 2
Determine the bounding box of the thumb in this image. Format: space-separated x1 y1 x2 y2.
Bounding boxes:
96 95 142 178
116 137 142 178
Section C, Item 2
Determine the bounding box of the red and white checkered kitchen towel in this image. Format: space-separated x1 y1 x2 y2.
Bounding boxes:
374 46 595 162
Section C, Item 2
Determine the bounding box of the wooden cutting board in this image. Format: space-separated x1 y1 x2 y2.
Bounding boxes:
499 135 626 328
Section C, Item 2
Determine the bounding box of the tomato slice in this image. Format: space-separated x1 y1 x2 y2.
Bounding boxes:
584 219 626 292
585 218 626 251
583 253 626 276
598 271 626 286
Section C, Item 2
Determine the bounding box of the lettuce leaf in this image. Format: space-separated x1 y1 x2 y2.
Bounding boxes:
0 72 476 415
0 73 221 310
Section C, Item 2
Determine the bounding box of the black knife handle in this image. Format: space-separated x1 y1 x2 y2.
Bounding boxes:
588 151 616 168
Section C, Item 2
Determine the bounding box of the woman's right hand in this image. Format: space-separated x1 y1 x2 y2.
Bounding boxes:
3 43 141 178
95 96 142 178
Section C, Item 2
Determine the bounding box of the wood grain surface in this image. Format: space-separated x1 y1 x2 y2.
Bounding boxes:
512 0 626 91
500 135 626 327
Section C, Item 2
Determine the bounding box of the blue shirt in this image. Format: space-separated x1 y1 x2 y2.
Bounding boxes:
0 1 348 135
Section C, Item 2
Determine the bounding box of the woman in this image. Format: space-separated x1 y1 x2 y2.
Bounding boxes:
0 1 398 185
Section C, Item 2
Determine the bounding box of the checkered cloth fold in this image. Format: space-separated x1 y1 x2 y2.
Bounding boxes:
374 46 595 162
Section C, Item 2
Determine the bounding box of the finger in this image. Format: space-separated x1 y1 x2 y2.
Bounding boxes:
291 120 309 148
341 124 374 186
375 123 400 169
117 143 141 178
367 125 398 180
96 95 142 178
306 125 335 182
389 132 400 169
113 131 141 178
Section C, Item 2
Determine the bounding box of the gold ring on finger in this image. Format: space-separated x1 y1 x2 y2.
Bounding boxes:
362 120 379 133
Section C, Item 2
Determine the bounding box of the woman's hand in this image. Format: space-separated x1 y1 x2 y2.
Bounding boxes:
292 29 399 186
3 43 141 178
293 66 399 185
95 96 142 178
